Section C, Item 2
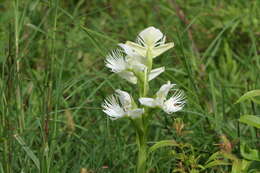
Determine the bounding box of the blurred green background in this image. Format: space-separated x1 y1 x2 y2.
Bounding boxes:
0 0 259 172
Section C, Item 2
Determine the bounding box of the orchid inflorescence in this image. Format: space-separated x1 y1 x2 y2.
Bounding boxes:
103 26 185 120
102 26 186 173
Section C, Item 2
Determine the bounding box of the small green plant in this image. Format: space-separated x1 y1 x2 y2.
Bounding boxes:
102 26 185 173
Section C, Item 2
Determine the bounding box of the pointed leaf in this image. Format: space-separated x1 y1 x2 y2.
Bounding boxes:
14 134 40 170
149 140 178 153
236 90 260 104
239 115 260 128
240 142 260 161
203 160 230 169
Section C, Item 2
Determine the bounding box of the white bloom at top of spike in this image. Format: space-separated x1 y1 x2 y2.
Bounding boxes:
125 26 174 58
139 81 185 114
102 89 144 120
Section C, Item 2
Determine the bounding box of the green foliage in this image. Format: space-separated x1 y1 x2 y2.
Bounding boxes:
0 0 259 172
239 115 260 129
236 90 260 104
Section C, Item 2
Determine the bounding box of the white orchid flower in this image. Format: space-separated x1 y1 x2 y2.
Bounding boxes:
105 49 138 84
118 43 165 81
125 26 174 59
139 81 185 114
102 89 144 120
105 45 165 84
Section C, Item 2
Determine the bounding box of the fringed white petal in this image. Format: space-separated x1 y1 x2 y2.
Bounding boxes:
102 95 125 120
105 49 128 73
162 90 186 114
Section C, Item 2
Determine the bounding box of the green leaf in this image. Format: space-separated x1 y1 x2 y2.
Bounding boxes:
239 115 260 128
14 134 40 170
241 143 260 161
231 160 242 173
203 160 230 169
236 90 260 104
149 140 178 153
241 159 252 171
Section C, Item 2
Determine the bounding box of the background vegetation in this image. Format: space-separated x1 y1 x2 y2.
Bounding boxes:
0 0 259 172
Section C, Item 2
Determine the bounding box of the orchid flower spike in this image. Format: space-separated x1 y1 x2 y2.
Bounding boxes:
125 26 174 58
139 81 185 114
102 89 144 120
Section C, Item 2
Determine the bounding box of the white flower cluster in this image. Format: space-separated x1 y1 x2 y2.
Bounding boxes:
102 27 185 120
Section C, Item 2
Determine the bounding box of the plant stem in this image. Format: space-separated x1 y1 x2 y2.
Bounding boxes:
136 49 152 173
136 126 148 173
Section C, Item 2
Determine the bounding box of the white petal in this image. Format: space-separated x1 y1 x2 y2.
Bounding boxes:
129 60 147 72
138 26 163 47
128 108 144 118
105 49 128 72
118 43 140 57
139 97 157 107
102 95 125 120
125 41 146 57
118 71 137 84
152 42 174 58
162 90 185 114
115 89 132 110
156 81 175 101
148 67 165 81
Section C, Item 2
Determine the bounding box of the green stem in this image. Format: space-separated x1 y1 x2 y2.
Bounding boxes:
135 48 153 173
136 127 148 173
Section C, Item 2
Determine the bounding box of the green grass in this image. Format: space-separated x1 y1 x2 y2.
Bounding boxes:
0 0 259 172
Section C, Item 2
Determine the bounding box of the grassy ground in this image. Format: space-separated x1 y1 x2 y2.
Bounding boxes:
0 0 259 172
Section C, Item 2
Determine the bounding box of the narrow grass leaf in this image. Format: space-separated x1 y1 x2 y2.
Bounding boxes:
239 115 260 129
236 90 260 104
14 134 40 170
149 140 178 153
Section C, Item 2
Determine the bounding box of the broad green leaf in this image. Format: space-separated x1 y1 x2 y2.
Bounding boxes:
241 143 260 161
14 134 40 170
236 90 260 104
239 115 260 128
149 140 178 153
